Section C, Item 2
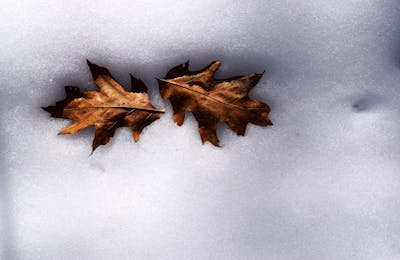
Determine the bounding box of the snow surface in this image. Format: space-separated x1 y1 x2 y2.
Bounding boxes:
1 0 400 259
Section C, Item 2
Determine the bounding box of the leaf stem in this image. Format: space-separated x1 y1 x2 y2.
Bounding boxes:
64 106 165 113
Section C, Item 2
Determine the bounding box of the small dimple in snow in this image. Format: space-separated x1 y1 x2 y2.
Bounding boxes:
351 94 383 112
352 100 368 112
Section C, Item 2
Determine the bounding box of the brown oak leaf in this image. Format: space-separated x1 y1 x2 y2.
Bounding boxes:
158 61 272 146
43 60 165 152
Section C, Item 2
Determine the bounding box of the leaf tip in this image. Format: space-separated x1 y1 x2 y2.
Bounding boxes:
86 59 94 67
130 74 148 93
86 60 109 80
202 139 220 147
133 131 140 142
41 106 49 113
91 143 99 154
207 61 221 74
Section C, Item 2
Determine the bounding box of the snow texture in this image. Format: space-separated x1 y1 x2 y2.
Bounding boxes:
1 0 400 259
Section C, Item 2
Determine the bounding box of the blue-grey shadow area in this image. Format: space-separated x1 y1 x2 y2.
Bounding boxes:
0 90 17 260
384 1 400 68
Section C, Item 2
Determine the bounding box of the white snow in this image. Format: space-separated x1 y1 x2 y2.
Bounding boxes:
1 0 400 259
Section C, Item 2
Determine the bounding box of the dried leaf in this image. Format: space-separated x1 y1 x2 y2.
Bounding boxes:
43 60 164 152
158 61 272 146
